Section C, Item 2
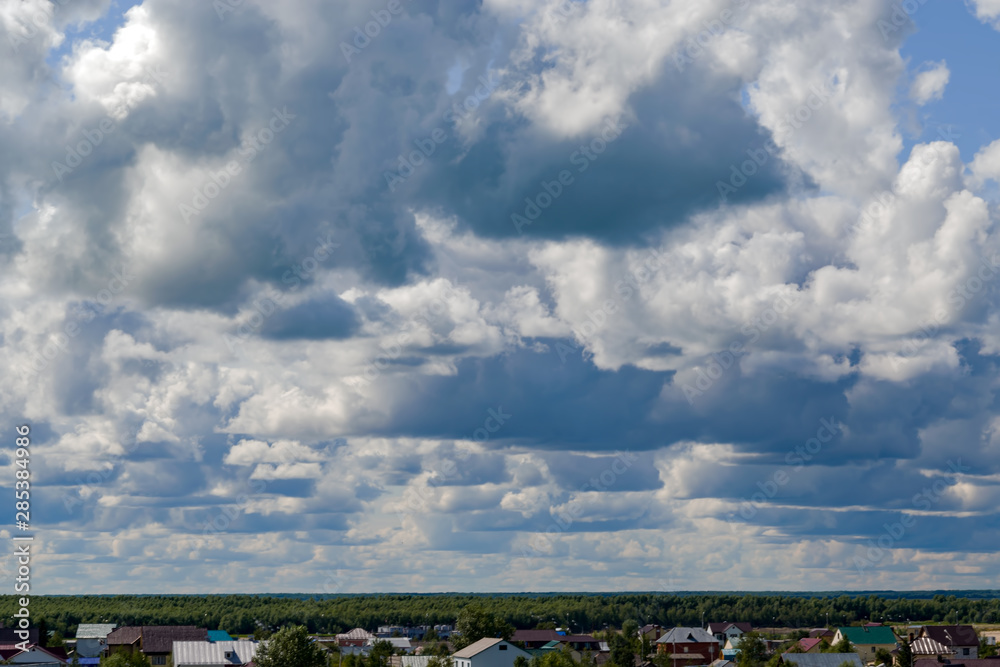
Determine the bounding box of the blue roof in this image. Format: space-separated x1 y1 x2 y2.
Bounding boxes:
79 659 102 666
208 630 234 642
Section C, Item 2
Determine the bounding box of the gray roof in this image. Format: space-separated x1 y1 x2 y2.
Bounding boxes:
453 638 505 659
656 628 719 645
781 653 864 667
76 624 117 640
399 657 435 667
173 640 259 665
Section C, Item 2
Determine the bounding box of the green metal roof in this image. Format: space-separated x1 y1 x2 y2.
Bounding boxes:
837 626 897 645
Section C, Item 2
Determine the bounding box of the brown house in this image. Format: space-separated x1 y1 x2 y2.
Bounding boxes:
655 628 721 667
917 626 980 659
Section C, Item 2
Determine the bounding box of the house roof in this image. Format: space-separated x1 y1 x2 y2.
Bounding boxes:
399 656 435 667
338 628 376 640
708 623 752 635
781 653 864 667
209 630 235 642
0 645 70 664
42 645 70 661
512 630 563 643
511 630 598 645
76 624 118 640
453 637 506 659
376 637 412 649
107 626 143 645
914 659 1000 667
911 638 954 655
656 628 718 645
920 626 980 648
798 638 824 652
809 630 834 639
173 640 259 665
836 627 898 645
142 626 208 653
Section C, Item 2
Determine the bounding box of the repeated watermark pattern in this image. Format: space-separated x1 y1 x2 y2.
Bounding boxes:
554 247 667 363
179 107 296 223
716 78 837 203
517 450 638 566
672 0 752 72
340 0 414 63
511 116 629 233
7 0 71 53
384 71 502 192
724 417 841 530
394 406 512 524
351 280 468 387
51 66 168 182
681 290 802 404
853 459 969 574
223 232 339 355
877 0 931 42
18 258 138 381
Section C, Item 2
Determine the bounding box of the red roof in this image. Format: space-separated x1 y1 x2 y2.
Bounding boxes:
798 638 824 652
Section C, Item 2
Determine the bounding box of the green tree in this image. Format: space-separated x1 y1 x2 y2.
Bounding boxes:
828 637 852 654
49 631 65 648
101 653 152 667
514 657 531 667
609 632 634 667
874 648 894 666
896 638 912 667
424 628 439 643
369 639 396 667
453 605 514 650
622 620 640 654
981 638 998 659
737 632 769 667
254 625 327 667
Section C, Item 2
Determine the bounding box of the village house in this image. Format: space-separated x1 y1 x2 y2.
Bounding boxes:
338 628 376 647
74 624 117 658
452 638 533 667
655 627 722 667
910 637 955 660
916 626 980 658
105 626 208 665
708 623 752 644
833 626 898 663
797 638 824 654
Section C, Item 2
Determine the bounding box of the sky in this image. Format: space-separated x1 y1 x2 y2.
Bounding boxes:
2 0 1000 594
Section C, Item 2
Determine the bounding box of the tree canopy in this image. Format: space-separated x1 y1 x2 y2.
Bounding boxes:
5 591 1000 638
452 604 514 649
253 625 327 667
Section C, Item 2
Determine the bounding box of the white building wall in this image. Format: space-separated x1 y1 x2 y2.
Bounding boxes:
467 642 530 667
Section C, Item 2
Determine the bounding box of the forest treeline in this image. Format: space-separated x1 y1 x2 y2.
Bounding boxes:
3 592 1000 638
